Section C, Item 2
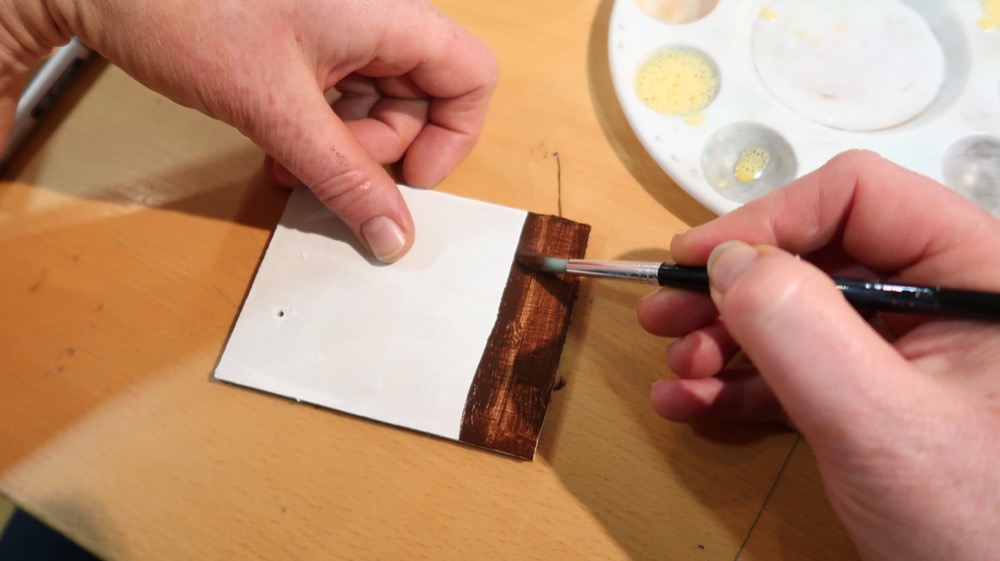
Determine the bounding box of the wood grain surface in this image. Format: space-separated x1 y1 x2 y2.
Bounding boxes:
460 213 590 459
0 1 859 559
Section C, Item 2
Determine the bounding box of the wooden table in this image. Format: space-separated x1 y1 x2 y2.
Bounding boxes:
0 1 860 559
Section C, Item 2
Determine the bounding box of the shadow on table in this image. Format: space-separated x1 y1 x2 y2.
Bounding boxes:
540 245 859 561
537 243 798 560
0 59 289 485
570 5 862 559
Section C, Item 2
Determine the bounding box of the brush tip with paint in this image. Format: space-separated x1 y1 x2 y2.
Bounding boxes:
516 250 569 273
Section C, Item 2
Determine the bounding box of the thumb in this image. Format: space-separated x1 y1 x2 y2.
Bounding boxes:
250 75 415 263
706 241 915 444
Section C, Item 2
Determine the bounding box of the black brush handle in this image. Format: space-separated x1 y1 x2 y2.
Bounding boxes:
834 278 1000 320
657 264 711 291
657 264 1000 321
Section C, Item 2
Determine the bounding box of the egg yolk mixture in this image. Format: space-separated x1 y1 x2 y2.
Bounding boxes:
733 146 771 183
981 0 1000 29
635 48 719 115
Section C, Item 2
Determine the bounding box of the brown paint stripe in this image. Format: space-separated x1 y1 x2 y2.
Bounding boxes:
459 213 591 459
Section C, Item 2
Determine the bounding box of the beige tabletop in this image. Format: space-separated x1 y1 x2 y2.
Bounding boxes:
0 1 860 559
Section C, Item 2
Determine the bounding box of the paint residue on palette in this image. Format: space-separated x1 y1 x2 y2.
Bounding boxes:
636 0 718 24
684 113 707 126
759 7 777 21
635 48 719 119
981 0 1000 29
751 0 945 131
733 146 771 183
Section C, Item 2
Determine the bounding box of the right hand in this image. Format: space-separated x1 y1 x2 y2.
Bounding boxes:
1 0 498 262
637 150 1000 561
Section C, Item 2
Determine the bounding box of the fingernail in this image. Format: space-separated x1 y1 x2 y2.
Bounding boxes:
668 231 686 252
707 241 759 292
637 287 666 306
361 216 408 263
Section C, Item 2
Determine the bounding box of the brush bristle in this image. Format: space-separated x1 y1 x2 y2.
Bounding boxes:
516 250 568 273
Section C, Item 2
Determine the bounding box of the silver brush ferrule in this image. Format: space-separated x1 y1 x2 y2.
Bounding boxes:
564 260 660 284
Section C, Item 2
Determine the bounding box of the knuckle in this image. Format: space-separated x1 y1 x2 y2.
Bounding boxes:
310 163 379 221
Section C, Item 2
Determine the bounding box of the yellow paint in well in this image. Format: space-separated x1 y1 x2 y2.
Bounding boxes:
635 48 719 116
759 7 777 21
638 0 687 23
636 0 718 24
733 146 771 183
980 0 1000 29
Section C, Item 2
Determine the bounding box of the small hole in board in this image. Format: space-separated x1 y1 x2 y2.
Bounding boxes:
276 310 286 318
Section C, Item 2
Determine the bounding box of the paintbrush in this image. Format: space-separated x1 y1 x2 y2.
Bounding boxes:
516 250 1000 321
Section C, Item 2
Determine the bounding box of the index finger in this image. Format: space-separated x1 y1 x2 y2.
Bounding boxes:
356 13 498 188
404 29 497 188
670 150 1000 289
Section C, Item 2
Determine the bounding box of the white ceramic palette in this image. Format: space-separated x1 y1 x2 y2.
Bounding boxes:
609 0 1000 214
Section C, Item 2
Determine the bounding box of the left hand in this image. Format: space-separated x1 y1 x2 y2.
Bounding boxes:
0 0 498 262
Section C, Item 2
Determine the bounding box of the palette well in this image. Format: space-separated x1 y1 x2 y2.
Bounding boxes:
215 187 590 459
610 0 1000 214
